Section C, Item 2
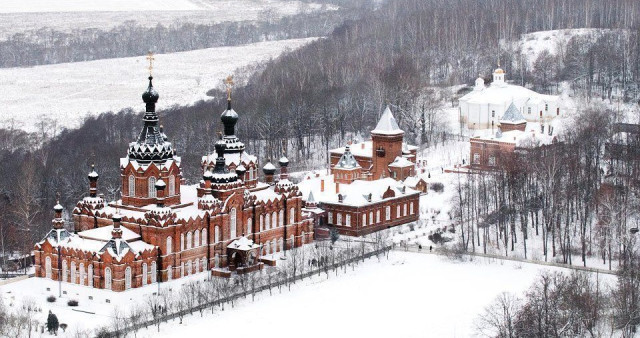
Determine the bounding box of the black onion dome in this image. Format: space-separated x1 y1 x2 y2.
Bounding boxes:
142 76 159 104
210 139 238 184
263 161 276 175
278 156 289 167
221 106 239 137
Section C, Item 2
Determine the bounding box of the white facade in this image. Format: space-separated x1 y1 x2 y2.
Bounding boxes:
459 68 561 129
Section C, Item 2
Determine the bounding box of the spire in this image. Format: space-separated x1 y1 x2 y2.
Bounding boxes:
221 75 239 137
128 73 175 163
372 106 403 135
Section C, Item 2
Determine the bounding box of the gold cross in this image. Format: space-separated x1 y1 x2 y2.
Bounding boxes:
146 51 155 76
224 75 234 100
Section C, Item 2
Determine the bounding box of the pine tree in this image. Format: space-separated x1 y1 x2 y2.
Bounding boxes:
46 310 59 334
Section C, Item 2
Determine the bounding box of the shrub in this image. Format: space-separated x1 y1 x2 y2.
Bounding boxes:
430 182 444 192
46 295 56 303
67 300 79 307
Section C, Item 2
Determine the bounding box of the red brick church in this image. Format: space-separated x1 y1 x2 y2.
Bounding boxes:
34 75 314 291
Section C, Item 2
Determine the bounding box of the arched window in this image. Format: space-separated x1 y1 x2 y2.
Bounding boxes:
260 215 264 231
202 257 207 270
246 218 252 235
265 241 271 254
336 213 342 225
201 229 207 246
125 266 132 290
369 211 374 225
166 265 172 281
186 232 192 250
148 177 157 198
194 230 200 248
79 263 85 285
385 206 391 220
276 238 281 252
410 202 414 215
397 205 401 218
62 260 68 282
272 212 277 228
345 214 351 227
70 261 76 283
180 262 184 277
265 214 270 230
214 254 220 268
279 210 284 226
301 231 306 244
186 261 192 276
404 204 407 216
289 208 295 224
45 256 52 279
377 210 381 223
168 175 175 196
151 261 157 283
195 258 199 273
230 208 237 238
215 226 220 242
104 267 112 290
181 233 184 251
142 263 148 285
88 265 93 287
128 175 136 196
166 236 172 255
362 214 367 227
290 235 294 249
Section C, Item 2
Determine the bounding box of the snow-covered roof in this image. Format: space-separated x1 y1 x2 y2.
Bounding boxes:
228 237 260 251
335 145 360 169
263 162 276 170
388 156 414 168
78 225 140 242
202 151 257 167
403 176 421 188
460 82 558 106
500 102 526 124
473 129 555 147
372 106 403 135
251 187 281 204
331 141 417 158
298 175 418 207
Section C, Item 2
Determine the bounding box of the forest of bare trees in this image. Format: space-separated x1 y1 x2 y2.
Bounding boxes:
0 0 639 272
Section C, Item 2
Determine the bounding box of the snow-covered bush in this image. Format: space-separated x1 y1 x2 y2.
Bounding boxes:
46 295 56 303
67 299 79 307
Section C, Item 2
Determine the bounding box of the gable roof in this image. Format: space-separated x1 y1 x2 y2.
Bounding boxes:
335 145 360 169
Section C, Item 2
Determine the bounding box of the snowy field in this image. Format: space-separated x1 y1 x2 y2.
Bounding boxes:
0 0 336 39
136 252 605 338
0 251 595 337
0 38 317 131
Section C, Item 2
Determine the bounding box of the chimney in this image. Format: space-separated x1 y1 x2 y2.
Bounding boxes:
111 214 123 239
279 157 289 180
335 182 340 194
263 160 276 185
320 179 325 192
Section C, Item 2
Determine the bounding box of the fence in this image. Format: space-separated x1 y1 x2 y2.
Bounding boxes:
106 245 392 337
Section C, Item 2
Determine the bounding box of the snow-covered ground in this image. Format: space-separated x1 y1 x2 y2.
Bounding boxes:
134 252 606 338
0 38 317 131
0 0 336 39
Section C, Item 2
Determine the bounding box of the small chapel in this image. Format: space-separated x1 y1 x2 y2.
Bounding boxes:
33 70 314 291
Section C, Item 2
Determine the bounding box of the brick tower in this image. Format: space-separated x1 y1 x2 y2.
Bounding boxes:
371 106 404 179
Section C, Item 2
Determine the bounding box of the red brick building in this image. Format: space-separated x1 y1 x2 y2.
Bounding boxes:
34 76 313 291
298 176 420 236
469 103 556 171
330 106 418 181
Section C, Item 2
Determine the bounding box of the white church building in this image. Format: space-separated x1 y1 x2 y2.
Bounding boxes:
458 67 562 130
